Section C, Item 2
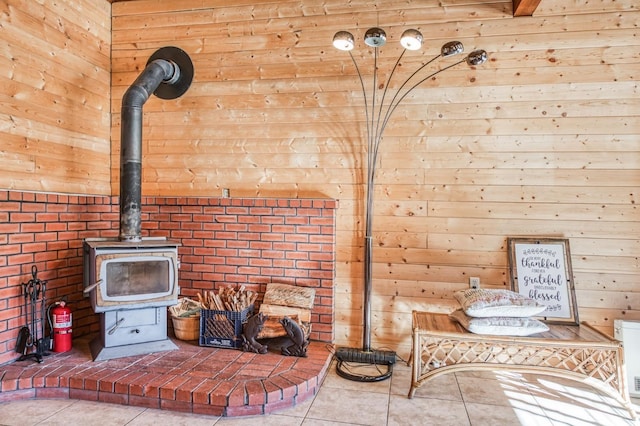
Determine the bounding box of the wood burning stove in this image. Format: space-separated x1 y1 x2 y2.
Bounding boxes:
83 238 181 361
82 46 194 361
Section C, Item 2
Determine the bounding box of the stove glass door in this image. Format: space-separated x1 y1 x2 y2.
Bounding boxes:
106 260 170 296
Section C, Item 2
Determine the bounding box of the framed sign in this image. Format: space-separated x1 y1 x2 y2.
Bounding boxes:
507 237 579 325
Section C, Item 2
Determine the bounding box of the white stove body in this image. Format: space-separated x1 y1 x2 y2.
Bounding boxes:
83 238 180 360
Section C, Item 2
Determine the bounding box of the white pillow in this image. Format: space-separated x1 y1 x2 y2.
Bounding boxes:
449 309 549 336
454 288 546 318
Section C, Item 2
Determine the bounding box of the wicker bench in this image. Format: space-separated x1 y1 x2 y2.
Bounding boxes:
408 311 636 420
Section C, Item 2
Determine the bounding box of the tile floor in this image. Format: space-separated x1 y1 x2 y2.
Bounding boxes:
0 359 638 425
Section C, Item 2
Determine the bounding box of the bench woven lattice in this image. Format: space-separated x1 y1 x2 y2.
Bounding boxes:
420 338 621 389
409 311 636 421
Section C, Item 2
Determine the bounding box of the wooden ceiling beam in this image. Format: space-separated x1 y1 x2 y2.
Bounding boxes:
513 0 542 16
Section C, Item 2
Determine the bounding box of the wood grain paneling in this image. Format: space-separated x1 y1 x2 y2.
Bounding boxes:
108 0 639 353
0 0 111 194
0 0 638 355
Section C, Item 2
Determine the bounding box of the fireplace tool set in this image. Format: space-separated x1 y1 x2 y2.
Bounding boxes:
15 266 50 363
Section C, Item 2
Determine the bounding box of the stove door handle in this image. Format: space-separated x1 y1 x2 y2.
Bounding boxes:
107 318 126 335
83 280 102 295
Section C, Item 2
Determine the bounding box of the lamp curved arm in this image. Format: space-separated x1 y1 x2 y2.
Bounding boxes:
369 48 378 182
374 53 442 149
348 51 371 164
348 50 376 237
372 53 446 167
373 50 407 156
373 58 467 168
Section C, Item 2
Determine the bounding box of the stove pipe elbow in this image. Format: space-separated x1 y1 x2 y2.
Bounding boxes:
119 47 193 242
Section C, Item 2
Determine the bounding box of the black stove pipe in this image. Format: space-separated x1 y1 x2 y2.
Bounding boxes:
119 59 174 241
119 47 193 242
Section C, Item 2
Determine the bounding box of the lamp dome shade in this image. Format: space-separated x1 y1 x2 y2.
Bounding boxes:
441 41 464 57
400 29 423 50
467 49 488 66
333 31 355 51
364 27 387 47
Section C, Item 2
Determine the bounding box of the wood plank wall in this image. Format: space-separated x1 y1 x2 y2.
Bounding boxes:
1 0 638 357
109 0 640 355
0 0 112 195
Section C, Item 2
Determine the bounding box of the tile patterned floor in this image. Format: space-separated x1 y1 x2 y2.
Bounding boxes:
1 359 638 425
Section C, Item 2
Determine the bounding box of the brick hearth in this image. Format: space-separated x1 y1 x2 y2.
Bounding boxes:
0 335 333 417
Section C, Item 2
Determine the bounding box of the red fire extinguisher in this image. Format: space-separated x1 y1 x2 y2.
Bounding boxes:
50 301 72 352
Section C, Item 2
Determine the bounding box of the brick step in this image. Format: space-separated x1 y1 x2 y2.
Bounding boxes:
0 336 333 417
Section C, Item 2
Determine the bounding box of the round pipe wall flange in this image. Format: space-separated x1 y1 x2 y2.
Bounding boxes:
147 46 194 100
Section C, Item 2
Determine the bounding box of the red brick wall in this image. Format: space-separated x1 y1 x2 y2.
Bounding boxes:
0 190 335 365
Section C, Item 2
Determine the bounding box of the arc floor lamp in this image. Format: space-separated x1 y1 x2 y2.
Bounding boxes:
332 27 487 382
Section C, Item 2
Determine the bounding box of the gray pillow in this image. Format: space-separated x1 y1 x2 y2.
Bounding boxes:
454 289 546 318
449 309 549 336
